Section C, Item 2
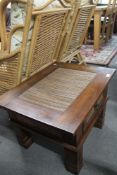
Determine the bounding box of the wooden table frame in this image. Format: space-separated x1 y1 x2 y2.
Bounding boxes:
0 62 115 174
94 5 117 50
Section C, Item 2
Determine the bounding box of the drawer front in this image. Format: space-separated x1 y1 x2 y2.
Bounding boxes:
83 93 107 131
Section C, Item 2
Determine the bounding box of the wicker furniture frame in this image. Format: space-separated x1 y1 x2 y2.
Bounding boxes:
101 0 117 42
56 1 96 63
0 0 71 95
0 1 1 42
0 62 115 174
0 0 33 95
93 1 117 50
25 0 71 78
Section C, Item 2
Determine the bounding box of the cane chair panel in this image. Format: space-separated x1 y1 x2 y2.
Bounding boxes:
0 0 70 95
10 0 63 52
0 51 21 95
68 6 95 52
0 0 33 95
26 10 69 77
59 5 95 62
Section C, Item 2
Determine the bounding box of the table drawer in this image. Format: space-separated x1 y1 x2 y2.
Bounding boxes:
83 94 107 131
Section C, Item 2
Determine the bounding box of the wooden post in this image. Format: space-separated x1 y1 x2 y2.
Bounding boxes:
17 129 33 148
64 146 83 174
94 10 102 50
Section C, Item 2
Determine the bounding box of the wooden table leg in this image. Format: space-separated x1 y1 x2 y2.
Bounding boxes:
17 129 33 148
95 88 108 129
64 146 83 174
95 107 106 129
94 11 102 50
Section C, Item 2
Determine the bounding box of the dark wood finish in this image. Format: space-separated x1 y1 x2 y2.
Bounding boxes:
94 87 108 129
64 146 83 174
9 111 33 148
95 107 106 129
17 129 33 148
0 62 115 174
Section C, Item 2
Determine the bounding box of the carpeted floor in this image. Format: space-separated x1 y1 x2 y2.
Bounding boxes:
0 54 117 175
80 36 117 66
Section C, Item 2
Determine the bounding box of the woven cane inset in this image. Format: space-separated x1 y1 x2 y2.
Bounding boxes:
65 6 93 57
0 53 20 95
30 13 65 75
20 68 96 111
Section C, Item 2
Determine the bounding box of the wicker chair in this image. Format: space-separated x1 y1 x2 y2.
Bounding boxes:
88 0 117 44
56 0 96 64
0 0 71 95
24 0 71 78
101 0 117 42
0 3 11 50
0 0 33 95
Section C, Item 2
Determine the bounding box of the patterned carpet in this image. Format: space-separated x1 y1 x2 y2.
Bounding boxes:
80 36 117 66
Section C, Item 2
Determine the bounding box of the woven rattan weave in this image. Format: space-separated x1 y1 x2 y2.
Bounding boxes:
0 0 70 95
56 3 96 63
65 6 95 59
20 68 96 111
0 51 21 95
0 0 33 94
27 12 67 77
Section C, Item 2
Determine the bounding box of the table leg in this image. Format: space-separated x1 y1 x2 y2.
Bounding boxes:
64 146 83 174
95 88 108 129
17 129 33 148
94 11 102 50
95 104 106 129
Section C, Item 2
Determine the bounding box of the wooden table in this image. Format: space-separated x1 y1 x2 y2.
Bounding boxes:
94 5 117 50
0 62 115 174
